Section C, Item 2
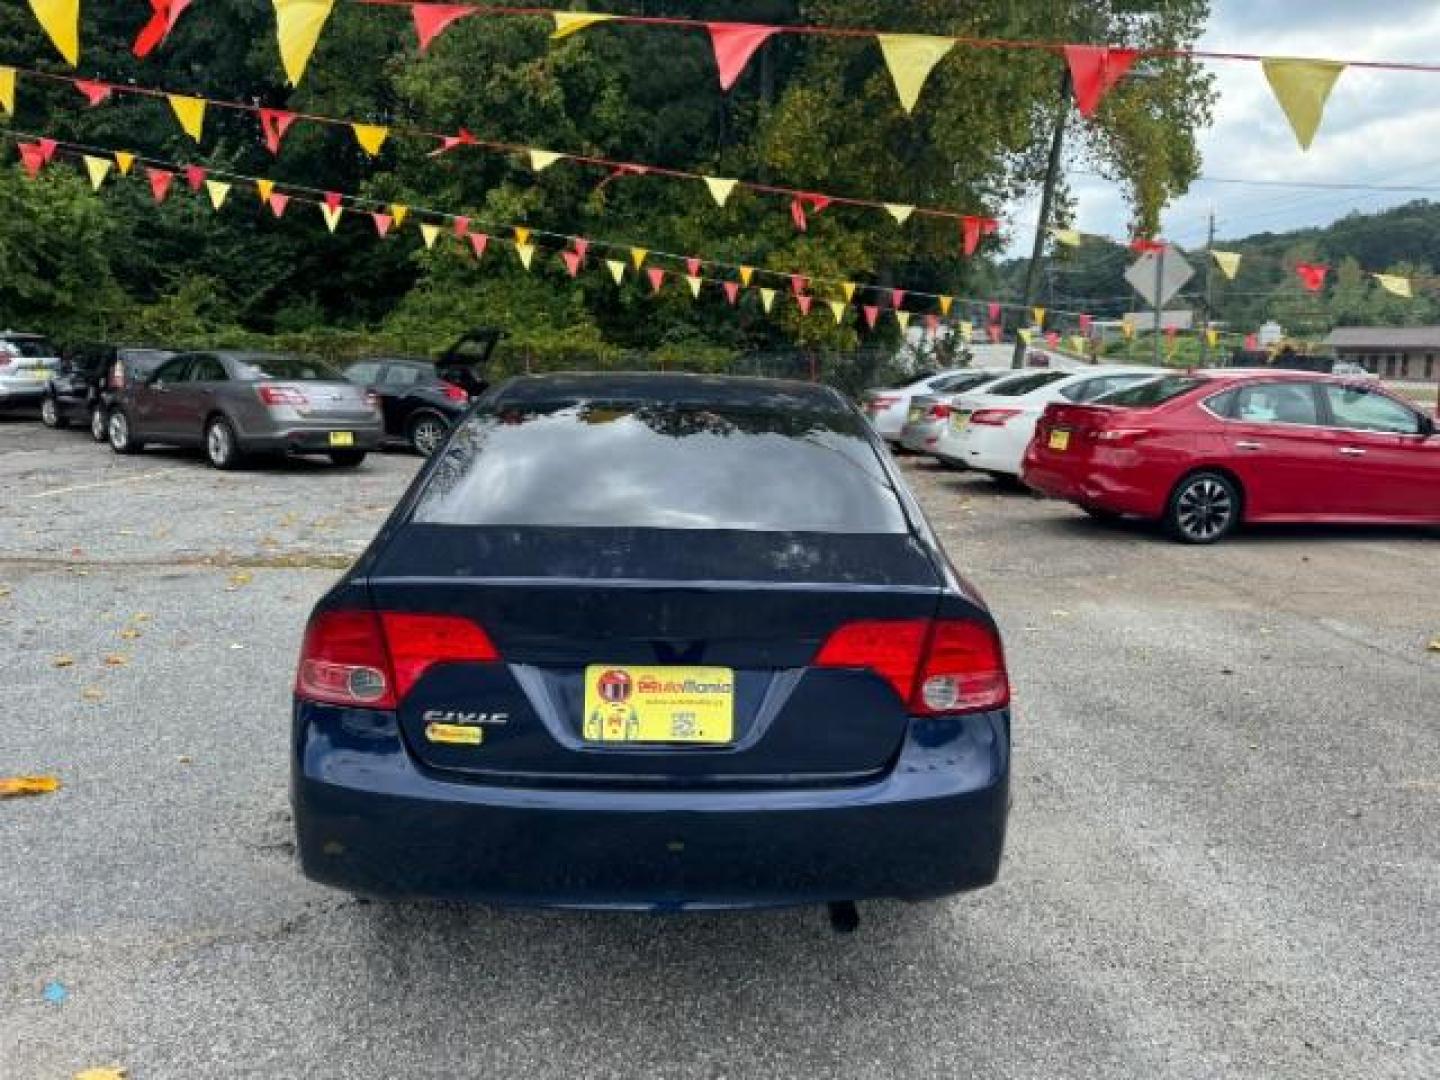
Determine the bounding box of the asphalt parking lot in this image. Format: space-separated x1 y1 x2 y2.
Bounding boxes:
2 412 1437 1079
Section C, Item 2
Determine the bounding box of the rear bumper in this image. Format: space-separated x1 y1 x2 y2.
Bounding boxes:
241 425 383 454
0 382 47 406
292 703 1010 909
1022 452 1165 518
899 421 944 454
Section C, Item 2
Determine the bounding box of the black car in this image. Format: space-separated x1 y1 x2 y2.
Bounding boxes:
341 358 473 456
85 347 178 442
42 345 172 437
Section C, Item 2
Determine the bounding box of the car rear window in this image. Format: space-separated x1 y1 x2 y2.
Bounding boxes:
232 355 342 382
987 371 1071 397
1102 375 1205 407
0 337 56 358
413 401 907 533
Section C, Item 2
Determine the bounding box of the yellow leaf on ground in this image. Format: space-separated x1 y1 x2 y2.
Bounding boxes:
52 655 76 668
227 571 253 590
119 627 142 640
0 776 61 798
1429 637 1440 653
103 654 129 668
75 1069 128 1080
81 688 104 702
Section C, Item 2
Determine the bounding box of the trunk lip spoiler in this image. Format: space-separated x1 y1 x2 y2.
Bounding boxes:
363 574 943 595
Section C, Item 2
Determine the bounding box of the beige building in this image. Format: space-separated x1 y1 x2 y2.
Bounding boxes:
1324 327 1440 381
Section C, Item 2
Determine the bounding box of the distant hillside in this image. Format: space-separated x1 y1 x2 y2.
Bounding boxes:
1001 200 1440 338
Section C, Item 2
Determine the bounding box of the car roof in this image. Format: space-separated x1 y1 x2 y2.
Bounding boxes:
1192 368 1352 385
0 330 48 341
490 372 850 412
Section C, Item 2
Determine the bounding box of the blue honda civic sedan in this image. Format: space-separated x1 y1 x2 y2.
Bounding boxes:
291 373 1011 917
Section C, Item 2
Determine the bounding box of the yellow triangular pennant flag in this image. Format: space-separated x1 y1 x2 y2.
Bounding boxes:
896 311 912 331
256 179 275 202
206 179 231 211
1032 307 1045 327
420 222 441 249
26 0 79 66
273 0 335 87
828 300 846 324
113 151 135 176
1211 250 1242 280
940 296 954 317
1070 335 1087 354
1050 228 1082 247
759 288 776 313
351 123 389 156
1205 328 1220 347
842 282 857 302
529 149 564 172
884 204 915 225
391 204 409 228
1121 320 1135 340
320 203 342 231
606 259 625 285
1262 58 1345 151
1374 273 1413 298
876 34 956 114
167 94 206 142
1019 329 1034 345
739 266 754 287
686 275 703 299
630 248 648 270
83 155 112 191
959 320 974 340
514 227 532 246
515 242 536 270
705 177 738 207
0 67 16 115
551 12 617 39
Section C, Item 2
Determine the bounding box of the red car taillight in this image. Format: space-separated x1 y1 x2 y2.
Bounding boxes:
970 408 1022 427
925 403 952 421
365 390 380 411
441 382 468 402
295 610 500 709
869 395 900 410
258 384 308 406
815 618 1009 716
1092 427 1151 447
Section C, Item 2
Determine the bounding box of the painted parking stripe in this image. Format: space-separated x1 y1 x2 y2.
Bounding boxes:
27 468 184 499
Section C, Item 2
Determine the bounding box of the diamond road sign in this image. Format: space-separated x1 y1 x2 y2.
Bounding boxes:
1125 248 1195 309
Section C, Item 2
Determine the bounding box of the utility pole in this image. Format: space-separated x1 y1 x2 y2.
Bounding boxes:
1013 73 1072 371
1200 209 1216 367
1153 245 1165 367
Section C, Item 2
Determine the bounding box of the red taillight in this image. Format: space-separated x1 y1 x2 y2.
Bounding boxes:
296 610 395 709
970 408 1022 427
108 362 124 389
258 384 308 406
441 382 468 402
1092 427 1150 446
380 612 499 701
295 610 500 708
925 402 952 421
815 618 1009 716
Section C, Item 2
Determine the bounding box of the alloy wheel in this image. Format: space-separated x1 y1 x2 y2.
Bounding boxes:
91 408 107 441
1175 478 1234 542
108 412 129 450
412 416 447 457
40 397 58 427
207 421 232 467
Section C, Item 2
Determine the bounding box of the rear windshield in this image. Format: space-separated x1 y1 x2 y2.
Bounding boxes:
122 350 173 376
1101 375 1204 407
0 338 56 359
231 355 342 382
413 401 907 534
987 371 1071 397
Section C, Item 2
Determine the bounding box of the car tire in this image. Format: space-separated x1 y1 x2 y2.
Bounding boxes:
90 406 109 443
205 416 244 470
407 412 450 457
108 409 143 454
40 395 67 429
329 450 367 468
1165 471 1241 545
1081 505 1122 523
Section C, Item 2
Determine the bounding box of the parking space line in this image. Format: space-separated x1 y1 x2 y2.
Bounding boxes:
26 468 185 499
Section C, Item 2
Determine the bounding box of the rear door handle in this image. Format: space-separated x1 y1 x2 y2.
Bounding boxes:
1338 447 1367 457
1235 441 1263 451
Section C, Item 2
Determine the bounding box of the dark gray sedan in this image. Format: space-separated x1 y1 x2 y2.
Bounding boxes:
107 351 384 469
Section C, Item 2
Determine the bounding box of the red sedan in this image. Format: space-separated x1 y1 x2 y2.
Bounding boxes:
1021 370 1440 543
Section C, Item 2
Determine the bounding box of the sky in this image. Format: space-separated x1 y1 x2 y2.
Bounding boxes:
1005 0 1440 253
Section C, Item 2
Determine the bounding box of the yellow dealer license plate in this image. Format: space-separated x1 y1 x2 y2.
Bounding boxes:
950 412 970 433
1048 430 1071 451
583 665 735 745
328 431 355 447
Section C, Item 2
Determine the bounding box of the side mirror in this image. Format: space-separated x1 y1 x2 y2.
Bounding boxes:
1419 414 1436 437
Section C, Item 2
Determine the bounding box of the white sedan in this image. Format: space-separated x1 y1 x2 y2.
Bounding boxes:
860 368 995 443
933 366 1168 478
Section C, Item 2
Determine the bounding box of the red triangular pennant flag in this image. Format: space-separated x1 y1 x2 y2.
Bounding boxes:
562 250 583 278
1079 313 1093 334
1296 263 1328 292
1130 237 1166 254
790 274 808 296
790 198 809 232
988 324 1003 343
1065 45 1140 119
988 302 1001 323
468 232 489 259
18 142 47 179
1244 333 1258 350
890 289 906 310
259 109 298 155
134 0 192 58
268 192 290 218
925 314 940 336
572 238 590 263
74 80 112 106
1046 331 1060 347
706 23 778 91
146 167 174 202
686 257 702 278
647 267 666 294
863 305 880 329
723 282 740 306
413 4 475 53
430 128 477 157
962 216 997 256
183 165 207 192
796 294 814 316
452 215 470 237
37 139 57 163
371 212 393 237
323 191 342 211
